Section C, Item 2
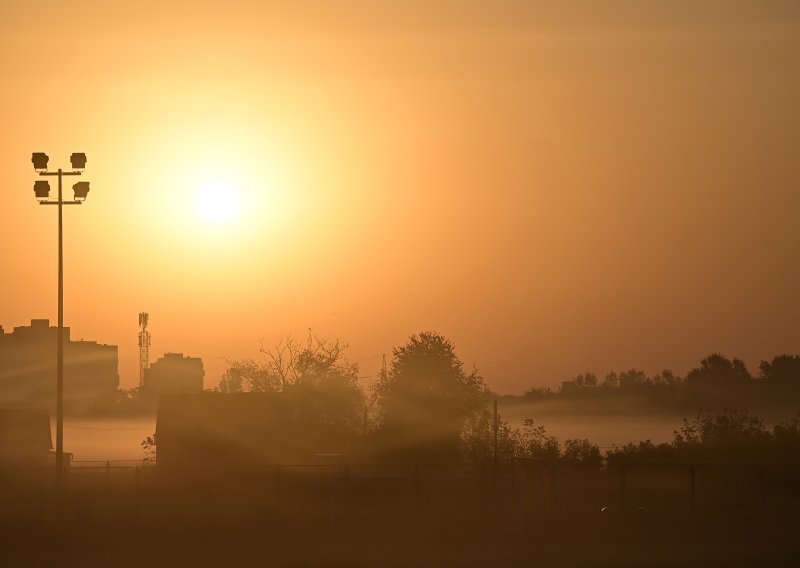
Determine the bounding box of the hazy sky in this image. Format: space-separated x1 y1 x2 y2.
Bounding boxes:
1 1 799 393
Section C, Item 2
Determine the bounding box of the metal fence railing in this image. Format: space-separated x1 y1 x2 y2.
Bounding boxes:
0 459 798 524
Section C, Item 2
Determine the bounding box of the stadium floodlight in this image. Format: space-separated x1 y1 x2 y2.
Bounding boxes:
70 153 87 170
28 150 94 521
32 152 50 171
34 180 51 198
72 181 90 200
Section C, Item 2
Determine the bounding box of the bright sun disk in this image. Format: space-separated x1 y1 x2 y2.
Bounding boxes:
196 180 241 223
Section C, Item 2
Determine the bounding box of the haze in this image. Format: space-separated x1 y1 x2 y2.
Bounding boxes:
1 1 799 393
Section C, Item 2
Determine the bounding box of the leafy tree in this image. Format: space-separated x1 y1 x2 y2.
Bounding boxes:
759 355 800 394
561 438 602 467
686 354 752 388
651 369 678 387
574 373 598 388
374 331 485 461
601 371 619 388
516 419 561 460
606 439 677 465
618 369 648 389
141 433 157 462
673 408 771 460
683 354 754 407
461 408 521 463
522 386 554 400
772 412 800 455
463 415 592 464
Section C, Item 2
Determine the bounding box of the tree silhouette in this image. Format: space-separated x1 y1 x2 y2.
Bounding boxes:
686 354 752 388
561 438 602 467
374 331 485 462
461 408 519 463
618 369 648 389
773 412 800 455
759 355 800 396
219 332 365 440
674 408 771 460
601 371 619 388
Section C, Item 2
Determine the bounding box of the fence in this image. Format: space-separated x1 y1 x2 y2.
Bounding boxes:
514 458 800 518
1 459 798 526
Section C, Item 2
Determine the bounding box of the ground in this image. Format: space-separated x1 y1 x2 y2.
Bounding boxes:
1 512 798 567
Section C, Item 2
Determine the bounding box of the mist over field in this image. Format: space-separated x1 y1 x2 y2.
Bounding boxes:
58 403 799 463
500 400 799 453
58 419 154 462
61 413 672 461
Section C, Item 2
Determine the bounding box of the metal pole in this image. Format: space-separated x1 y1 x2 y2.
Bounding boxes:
493 399 498 498
56 168 64 518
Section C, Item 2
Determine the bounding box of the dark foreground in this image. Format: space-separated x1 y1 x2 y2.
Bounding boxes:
2 460 799 566
1 512 798 568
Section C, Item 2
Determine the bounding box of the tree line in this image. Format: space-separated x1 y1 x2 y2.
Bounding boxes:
205 331 800 465
515 353 800 410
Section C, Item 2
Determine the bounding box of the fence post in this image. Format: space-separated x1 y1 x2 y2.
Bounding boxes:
510 458 518 530
689 463 696 515
493 399 498 499
551 462 558 513
275 464 281 513
618 465 625 508
343 464 350 518
133 466 139 520
538 461 544 512
330 477 336 539
413 463 420 508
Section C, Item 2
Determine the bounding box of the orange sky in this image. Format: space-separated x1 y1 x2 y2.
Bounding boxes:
1 1 799 393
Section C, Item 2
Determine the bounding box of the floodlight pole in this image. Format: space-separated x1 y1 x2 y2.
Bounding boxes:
57 169 64 513
38 166 83 518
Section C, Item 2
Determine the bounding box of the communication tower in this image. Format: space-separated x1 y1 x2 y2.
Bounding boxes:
138 312 151 388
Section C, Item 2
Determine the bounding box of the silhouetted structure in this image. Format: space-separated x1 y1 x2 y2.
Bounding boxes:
560 379 578 393
143 353 204 395
0 408 52 467
138 312 151 388
0 319 119 412
156 392 359 469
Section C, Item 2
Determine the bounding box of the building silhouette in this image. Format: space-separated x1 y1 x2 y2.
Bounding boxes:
0 408 52 467
0 319 119 412
143 352 204 395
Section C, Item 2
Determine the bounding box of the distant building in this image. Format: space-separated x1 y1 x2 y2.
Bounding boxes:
144 352 204 394
0 408 52 467
0 319 119 412
560 380 577 394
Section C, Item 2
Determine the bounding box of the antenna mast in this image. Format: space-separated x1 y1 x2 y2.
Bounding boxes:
138 312 151 388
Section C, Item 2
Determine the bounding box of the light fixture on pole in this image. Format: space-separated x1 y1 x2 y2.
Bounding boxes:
31 151 91 518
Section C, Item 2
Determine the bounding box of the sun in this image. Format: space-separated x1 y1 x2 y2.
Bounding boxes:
195 180 241 223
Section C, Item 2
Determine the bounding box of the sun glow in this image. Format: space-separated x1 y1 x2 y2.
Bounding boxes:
196 180 241 223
